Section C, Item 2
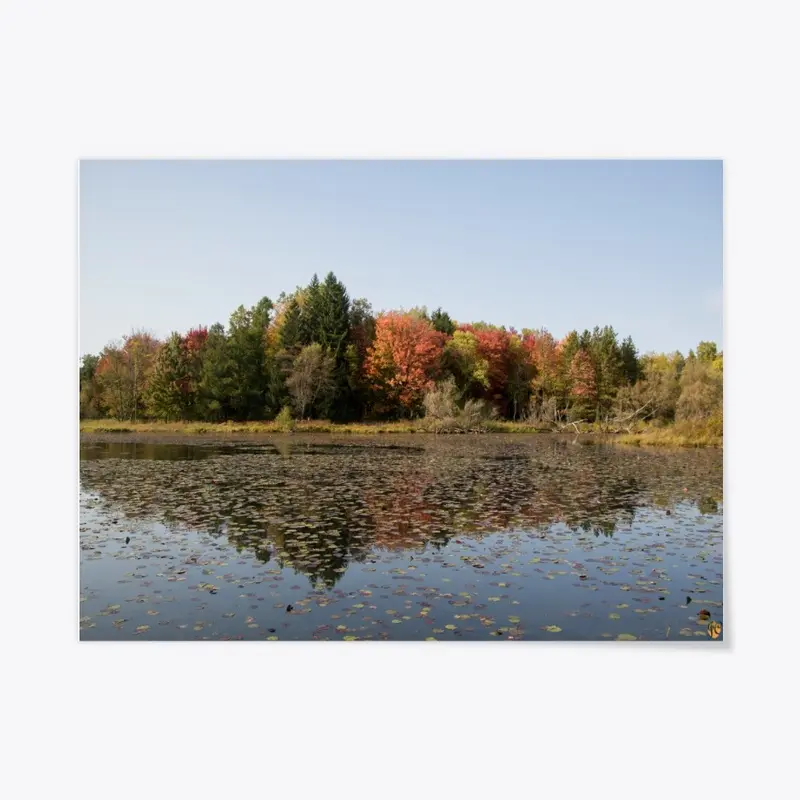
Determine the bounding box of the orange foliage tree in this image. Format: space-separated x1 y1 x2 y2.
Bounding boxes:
364 312 446 414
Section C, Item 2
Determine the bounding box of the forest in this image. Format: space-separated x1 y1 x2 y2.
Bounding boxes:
79 272 723 435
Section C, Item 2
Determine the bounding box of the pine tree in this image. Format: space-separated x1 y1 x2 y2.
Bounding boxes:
430 307 456 336
620 335 639 385
279 296 303 350
197 324 234 420
298 274 321 346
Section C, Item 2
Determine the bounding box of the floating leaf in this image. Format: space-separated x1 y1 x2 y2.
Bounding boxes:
616 633 637 641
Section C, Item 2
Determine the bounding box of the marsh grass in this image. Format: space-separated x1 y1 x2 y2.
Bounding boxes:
615 419 722 448
79 417 721 446
80 419 422 435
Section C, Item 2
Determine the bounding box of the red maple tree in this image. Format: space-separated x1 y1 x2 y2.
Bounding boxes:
364 312 446 411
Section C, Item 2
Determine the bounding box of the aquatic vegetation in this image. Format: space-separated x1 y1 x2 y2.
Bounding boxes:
79 435 723 641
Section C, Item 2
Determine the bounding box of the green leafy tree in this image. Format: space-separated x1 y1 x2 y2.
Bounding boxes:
79 354 104 419
146 333 189 420
617 351 683 423
696 341 718 363
443 329 490 399
677 345 722 422
145 327 209 421
95 331 159 420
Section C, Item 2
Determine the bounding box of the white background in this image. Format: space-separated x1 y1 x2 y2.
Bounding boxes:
1 1 798 798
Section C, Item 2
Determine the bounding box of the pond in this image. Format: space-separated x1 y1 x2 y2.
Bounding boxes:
79 435 723 641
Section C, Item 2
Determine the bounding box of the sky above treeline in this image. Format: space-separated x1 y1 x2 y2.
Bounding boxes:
80 160 722 358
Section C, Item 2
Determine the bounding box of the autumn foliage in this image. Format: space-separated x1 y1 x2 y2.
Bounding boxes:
80 271 721 426
364 312 446 413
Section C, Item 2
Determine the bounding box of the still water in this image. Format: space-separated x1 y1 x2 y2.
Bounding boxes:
79 435 723 641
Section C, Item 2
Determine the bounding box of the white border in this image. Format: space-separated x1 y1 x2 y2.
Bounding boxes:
3 1 799 798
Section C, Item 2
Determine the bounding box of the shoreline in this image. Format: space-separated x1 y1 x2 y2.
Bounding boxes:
79 419 722 448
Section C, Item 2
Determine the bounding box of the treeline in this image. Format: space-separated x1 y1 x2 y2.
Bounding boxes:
79 271 723 428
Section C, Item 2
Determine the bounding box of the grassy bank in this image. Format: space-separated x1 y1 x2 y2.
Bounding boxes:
79 418 721 446
79 418 571 436
80 419 420 435
614 420 722 448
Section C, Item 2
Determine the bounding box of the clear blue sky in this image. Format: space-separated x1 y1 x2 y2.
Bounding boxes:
80 160 722 357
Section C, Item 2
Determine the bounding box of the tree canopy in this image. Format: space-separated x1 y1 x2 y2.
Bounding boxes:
80 272 722 426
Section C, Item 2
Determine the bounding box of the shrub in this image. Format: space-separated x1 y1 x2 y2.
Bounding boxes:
421 378 495 433
275 405 296 432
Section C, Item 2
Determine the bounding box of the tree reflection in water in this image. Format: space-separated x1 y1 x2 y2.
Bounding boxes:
80 436 722 589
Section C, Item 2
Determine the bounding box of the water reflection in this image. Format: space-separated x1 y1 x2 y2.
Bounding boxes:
80 436 722 590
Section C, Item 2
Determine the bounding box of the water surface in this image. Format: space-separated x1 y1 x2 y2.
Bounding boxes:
79 435 723 641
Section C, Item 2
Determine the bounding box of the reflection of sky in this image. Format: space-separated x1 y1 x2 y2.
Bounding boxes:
80 440 722 641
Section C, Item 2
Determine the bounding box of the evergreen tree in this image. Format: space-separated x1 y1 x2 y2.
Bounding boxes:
317 272 351 360
620 335 639 385
298 274 322 346
279 296 303 350
346 298 377 419
197 323 235 420
589 325 624 420
430 307 456 336
226 297 272 419
315 272 352 419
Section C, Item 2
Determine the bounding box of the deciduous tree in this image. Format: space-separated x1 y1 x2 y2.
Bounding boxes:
286 343 336 419
364 312 446 415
